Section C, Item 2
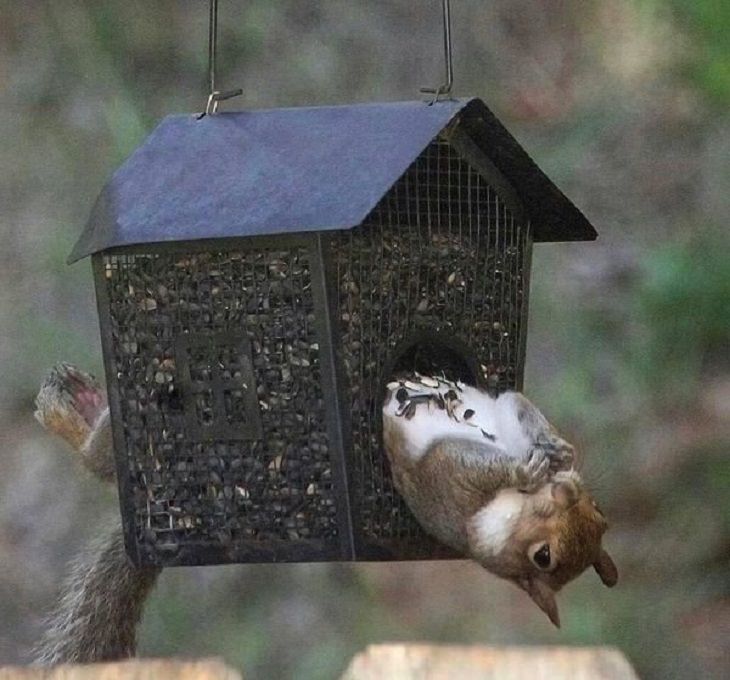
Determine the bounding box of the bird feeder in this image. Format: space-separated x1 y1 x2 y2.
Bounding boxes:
69 6 596 569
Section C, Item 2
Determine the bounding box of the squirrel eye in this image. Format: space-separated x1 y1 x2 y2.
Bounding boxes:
532 543 552 570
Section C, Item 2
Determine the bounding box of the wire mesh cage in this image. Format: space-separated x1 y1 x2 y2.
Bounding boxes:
74 99 595 567
332 137 532 558
96 244 342 565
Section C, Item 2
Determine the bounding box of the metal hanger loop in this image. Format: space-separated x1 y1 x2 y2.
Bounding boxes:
420 0 455 104
198 0 242 119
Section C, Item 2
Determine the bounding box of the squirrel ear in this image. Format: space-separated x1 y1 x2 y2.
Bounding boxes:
551 480 579 508
519 578 560 628
594 549 618 587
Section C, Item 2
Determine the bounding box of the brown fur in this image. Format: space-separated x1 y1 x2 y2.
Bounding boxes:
384 392 617 627
35 364 116 483
469 474 609 586
467 473 614 626
384 419 553 554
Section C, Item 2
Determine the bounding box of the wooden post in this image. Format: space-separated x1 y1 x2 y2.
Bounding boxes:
0 659 241 680
340 644 639 680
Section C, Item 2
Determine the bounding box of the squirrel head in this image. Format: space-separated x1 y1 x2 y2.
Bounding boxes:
466 470 618 627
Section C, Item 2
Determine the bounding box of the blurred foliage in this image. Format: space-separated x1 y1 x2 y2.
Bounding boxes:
636 0 730 105
632 224 730 400
0 1 728 679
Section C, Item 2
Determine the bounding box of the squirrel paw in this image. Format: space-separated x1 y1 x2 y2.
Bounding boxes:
548 447 575 473
535 435 575 473
516 448 551 492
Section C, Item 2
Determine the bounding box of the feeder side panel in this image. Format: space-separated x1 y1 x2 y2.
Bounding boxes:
98 243 338 566
515 234 533 392
331 137 533 559
308 233 357 560
93 253 142 566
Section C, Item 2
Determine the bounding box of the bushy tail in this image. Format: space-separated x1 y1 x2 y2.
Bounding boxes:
33 525 160 664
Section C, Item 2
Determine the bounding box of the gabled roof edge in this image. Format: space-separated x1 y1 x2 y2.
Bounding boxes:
68 96 597 265
458 99 597 242
68 100 474 264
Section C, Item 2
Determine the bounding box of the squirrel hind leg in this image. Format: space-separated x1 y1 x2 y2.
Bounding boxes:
65 366 107 428
38 363 107 424
35 363 116 483
35 364 106 440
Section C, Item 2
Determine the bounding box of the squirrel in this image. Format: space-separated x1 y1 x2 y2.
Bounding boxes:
32 364 161 664
31 364 617 662
382 374 618 627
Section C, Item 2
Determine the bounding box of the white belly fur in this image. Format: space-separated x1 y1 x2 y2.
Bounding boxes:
469 489 527 557
382 379 534 463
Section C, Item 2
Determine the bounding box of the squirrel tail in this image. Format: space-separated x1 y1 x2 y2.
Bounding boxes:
33 526 161 664
33 363 161 665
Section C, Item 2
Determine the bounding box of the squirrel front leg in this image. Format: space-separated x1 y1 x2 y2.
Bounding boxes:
33 364 161 664
399 438 552 553
422 438 552 495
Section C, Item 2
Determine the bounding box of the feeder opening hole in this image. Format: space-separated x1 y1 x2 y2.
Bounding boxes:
387 333 479 387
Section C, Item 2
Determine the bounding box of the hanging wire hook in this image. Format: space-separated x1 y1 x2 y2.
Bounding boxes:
420 0 455 104
198 0 242 119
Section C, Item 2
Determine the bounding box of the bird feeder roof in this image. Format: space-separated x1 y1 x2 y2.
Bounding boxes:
69 97 596 263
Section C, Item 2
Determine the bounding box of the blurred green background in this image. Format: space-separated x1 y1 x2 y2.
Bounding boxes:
0 1 728 678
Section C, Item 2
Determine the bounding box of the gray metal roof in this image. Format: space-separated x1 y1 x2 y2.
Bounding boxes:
68 97 596 263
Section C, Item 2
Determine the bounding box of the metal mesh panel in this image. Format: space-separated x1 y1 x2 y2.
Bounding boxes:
102 248 336 564
331 137 532 550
